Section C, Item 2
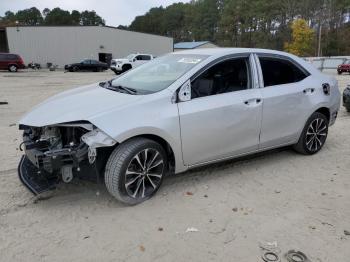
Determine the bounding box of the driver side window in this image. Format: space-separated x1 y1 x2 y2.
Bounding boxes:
191 57 251 99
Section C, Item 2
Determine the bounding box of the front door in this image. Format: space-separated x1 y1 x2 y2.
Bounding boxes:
178 55 262 166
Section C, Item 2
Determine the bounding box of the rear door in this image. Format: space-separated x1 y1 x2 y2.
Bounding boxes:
255 54 313 148
178 54 263 166
134 55 144 67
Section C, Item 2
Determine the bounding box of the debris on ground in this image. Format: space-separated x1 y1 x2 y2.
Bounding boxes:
0 101 9 105
204 194 208 198
158 227 163 231
139 245 145 252
83 236 90 239
185 191 193 196
232 207 238 212
274 190 281 194
309 225 316 230
8 123 16 127
285 250 310 262
259 241 281 262
344 230 350 236
186 227 199 233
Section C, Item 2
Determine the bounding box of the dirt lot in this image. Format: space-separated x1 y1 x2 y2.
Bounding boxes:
0 69 349 262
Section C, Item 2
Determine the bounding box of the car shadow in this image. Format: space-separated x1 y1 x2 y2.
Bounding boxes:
33 146 297 209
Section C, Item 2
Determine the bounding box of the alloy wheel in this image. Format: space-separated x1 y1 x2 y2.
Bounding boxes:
125 148 164 199
305 118 327 152
9 65 17 72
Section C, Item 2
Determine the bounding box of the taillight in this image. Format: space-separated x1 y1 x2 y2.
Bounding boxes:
19 56 24 65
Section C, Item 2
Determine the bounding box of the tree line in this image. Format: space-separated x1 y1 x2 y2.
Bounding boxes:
1 1 349 56
126 0 350 56
0 7 105 27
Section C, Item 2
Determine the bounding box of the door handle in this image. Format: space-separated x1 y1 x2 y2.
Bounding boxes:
244 98 262 105
303 88 315 94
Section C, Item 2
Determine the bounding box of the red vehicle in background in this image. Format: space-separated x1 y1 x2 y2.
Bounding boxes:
0 53 26 72
337 60 350 74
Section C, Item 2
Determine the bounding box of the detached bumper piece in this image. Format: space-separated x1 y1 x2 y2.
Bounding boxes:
18 155 58 195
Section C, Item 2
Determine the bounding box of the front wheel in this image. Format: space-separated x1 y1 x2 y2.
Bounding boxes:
105 138 167 205
8 65 18 72
293 112 329 155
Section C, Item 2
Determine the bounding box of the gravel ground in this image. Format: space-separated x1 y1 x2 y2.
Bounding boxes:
0 69 349 262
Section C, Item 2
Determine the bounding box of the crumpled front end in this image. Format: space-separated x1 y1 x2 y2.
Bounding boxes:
18 122 117 194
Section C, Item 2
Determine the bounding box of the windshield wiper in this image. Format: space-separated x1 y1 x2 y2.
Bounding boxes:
100 80 137 95
111 85 137 95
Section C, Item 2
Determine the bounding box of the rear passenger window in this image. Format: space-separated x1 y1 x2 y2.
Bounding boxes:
5 54 18 60
259 57 309 87
142 55 151 60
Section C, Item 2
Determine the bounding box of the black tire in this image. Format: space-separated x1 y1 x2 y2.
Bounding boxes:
8 64 18 72
105 138 167 205
338 71 342 75
293 112 329 155
72 66 79 72
122 64 132 73
346 106 350 112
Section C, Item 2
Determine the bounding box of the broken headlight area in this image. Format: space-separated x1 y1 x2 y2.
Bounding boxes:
18 123 116 195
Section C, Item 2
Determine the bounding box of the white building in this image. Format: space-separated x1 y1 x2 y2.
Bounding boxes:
1 26 173 67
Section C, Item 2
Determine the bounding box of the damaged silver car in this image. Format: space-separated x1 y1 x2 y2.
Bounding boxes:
18 48 340 205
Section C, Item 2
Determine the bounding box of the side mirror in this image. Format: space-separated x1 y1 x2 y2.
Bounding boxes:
178 80 191 102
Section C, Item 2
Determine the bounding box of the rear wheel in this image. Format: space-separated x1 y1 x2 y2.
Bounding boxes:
8 64 18 72
293 112 329 155
105 138 167 205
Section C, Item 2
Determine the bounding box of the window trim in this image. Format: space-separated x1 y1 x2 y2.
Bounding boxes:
189 55 253 100
180 54 255 101
255 53 311 88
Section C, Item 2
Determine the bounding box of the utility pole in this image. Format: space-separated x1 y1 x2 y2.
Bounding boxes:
317 0 326 57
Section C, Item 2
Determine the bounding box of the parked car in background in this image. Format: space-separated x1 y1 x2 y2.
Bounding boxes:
337 60 350 74
343 84 350 112
18 48 340 205
64 59 108 72
110 53 154 74
0 53 25 72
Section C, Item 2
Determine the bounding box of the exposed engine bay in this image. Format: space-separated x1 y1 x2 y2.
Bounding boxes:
18 122 117 194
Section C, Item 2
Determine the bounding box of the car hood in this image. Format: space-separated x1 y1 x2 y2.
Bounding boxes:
19 83 143 127
113 58 130 63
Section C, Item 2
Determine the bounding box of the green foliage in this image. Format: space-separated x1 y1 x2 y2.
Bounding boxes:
0 7 105 27
284 19 315 56
128 0 350 56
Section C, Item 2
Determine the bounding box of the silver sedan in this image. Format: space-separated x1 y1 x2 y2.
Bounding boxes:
18 48 341 204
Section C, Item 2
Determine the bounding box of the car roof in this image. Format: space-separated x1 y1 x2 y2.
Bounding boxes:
173 48 320 75
174 48 294 57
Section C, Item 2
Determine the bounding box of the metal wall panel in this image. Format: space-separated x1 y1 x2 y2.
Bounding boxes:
6 26 173 67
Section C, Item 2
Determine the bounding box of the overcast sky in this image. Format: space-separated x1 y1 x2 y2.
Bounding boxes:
0 0 190 26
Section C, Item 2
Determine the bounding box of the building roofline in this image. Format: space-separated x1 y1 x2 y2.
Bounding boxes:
4 25 173 40
174 41 212 49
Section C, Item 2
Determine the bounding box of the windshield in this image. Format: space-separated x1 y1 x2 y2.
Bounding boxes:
126 54 135 59
345 60 350 64
111 54 208 94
